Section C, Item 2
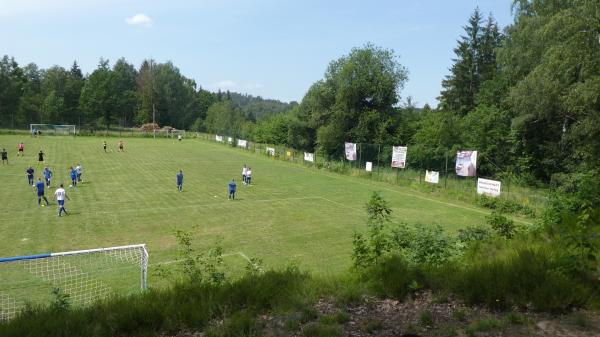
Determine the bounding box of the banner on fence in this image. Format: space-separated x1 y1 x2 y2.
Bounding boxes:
425 170 439 184
227 137 233 144
237 139 247 148
215 135 223 142
266 147 275 156
366 162 373 172
304 152 314 162
345 142 357 161
391 146 407 168
455 150 477 177
477 178 501 197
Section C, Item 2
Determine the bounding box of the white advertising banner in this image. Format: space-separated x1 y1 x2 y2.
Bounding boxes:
477 178 501 197
237 139 247 148
215 135 223 142
266 147 275 156
425 170 439 184
366 162 373 172
303 152 314 162
344 142 357 161
227 137 233 144
391 146 408 168
456 151 478 177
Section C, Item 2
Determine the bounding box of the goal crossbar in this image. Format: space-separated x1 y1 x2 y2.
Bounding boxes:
29 124 76 136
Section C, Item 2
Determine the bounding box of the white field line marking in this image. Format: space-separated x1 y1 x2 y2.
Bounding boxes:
0 196 324 221
151 251 251 267
199 139 534 224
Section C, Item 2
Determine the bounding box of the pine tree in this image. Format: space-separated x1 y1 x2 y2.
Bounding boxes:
439 9 501 115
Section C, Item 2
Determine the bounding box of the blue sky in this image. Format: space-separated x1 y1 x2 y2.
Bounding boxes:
1 0 514 107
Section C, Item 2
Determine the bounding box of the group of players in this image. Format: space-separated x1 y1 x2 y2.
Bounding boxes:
3 137 256 217
175 164 254 201
7 144 78 217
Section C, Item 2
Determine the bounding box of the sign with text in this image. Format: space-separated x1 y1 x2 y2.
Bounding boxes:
215 135 223 142
456 151 477 177
366 162 373 172
344 142 357 161
391 146 407 168
477 178 501 197
237 139 247 148
304 152 314 162
425 170 439 184
266 147 275 156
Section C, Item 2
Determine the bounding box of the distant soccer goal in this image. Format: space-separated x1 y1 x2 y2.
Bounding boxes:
30 124 77 136
0 244 148 321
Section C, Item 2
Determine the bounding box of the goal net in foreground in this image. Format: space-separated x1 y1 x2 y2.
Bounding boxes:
30 124 76 136
0 244 148 321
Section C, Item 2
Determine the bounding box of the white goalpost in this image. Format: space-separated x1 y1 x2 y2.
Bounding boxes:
0 244 148 321
30 124 77 136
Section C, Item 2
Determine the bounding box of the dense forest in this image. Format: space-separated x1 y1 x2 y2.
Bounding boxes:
1 0 599 186
0 57 295 134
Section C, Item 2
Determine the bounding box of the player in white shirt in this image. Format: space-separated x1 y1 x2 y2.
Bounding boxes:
246 168 252 185
242 164 248 185
75 164 82 182
54 184 71 216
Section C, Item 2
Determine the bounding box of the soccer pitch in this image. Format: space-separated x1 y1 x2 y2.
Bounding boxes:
0 134 527 277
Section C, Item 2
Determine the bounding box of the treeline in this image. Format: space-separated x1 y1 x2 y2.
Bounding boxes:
0 57 294 131
249 1 600 184
2 1 599 184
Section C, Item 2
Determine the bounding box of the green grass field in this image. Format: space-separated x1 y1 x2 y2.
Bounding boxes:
0 134 532 280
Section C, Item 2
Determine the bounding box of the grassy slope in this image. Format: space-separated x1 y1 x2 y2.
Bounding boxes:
0 135 528 277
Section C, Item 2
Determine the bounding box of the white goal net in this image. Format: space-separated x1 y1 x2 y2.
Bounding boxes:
0 244 148 321
30 124 76 136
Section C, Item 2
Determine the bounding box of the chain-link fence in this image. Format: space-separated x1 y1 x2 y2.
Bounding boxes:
194 132 549 209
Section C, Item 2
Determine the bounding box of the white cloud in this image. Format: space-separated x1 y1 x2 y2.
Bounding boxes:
244 82 264 90
214 80 237 89
125 13 153 27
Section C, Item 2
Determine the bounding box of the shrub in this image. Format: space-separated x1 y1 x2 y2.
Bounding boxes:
397 224 455 265
486 212 517 239
449 247 590 312
477 195 536 217
365 255 419 299
457 225 492 247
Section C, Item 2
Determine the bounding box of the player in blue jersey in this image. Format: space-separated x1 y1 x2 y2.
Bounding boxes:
69 166 78 187
33 177 50 206
176 170 184 192
228 178 236 200
26 166 34 185
43 166 53 187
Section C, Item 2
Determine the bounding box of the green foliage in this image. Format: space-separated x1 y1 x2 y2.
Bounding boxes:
466 318 503 336
50 288 70 312
486 212 517 239
205 100 245 137
419 310 433 326
365 255 419 299
352 192 393 268
477 195 536 217
301 322 342 337
391 224 455 265
173 229 226 285
457 225 492 247
448 247 591 311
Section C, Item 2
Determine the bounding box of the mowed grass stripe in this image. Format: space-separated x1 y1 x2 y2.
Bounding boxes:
1 135 494 277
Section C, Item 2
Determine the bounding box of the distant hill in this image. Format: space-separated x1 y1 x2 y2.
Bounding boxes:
227 91 298 120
